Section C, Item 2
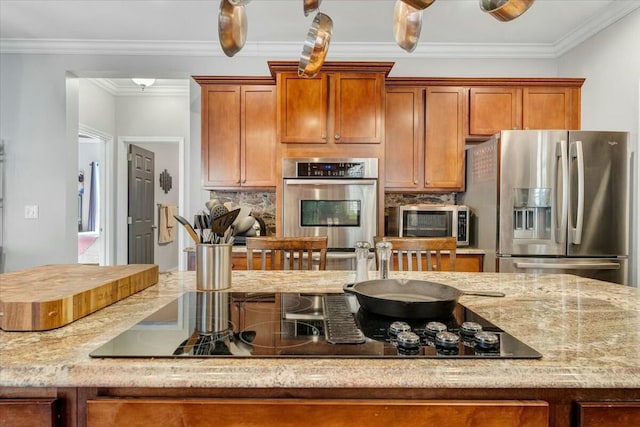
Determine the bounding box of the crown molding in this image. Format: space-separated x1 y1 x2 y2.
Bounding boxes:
0 3 637 60
552 0 640 56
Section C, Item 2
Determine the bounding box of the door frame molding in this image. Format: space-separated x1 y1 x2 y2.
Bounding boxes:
78 124 113 266
117 136 186 271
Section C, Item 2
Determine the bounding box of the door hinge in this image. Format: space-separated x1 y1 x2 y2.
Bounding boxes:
127 216 132 225
128 153 132 161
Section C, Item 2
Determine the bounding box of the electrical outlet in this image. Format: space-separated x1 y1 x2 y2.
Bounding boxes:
24 204 39 219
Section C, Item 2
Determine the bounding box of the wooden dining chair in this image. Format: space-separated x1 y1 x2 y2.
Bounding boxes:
245 236 328 270
373 236 457 272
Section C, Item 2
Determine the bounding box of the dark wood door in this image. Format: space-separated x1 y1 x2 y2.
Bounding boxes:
128 144 154 264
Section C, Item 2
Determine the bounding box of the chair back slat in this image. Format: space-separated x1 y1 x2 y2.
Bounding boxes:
374 237 457 272
246 237 328 271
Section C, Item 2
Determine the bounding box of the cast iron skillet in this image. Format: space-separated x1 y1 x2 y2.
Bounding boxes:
343 279 505 319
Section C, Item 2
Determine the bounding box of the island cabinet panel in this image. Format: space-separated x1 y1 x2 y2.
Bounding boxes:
385 86 464 192
0 398 59 427
86 398 548 427
276 72 384 144
576 401 640 427
199 82 277 189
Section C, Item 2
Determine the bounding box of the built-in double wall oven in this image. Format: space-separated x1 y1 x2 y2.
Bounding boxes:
282 158 378 269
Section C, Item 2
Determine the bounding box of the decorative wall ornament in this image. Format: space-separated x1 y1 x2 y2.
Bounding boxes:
159 169 172 194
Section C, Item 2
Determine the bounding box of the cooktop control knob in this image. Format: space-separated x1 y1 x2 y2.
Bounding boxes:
474 331 500 353
424 321 447 344
396 331 421 355
389 321 412 337
435 331 460 355
459 321 483 339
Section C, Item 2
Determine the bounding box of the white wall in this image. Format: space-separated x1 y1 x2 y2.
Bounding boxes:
558 8 640 286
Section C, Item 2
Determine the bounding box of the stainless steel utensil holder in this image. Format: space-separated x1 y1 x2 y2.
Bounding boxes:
196 243 232 290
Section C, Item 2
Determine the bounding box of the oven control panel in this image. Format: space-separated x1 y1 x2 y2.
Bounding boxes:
297 162 364 178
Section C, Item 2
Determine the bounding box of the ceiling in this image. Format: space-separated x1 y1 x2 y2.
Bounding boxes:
1 0 639 60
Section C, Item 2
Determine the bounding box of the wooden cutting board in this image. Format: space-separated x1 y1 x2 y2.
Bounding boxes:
0 264 159 331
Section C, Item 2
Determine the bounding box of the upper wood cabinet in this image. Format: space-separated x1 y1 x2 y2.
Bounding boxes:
425 87 465 190
276 72 385 144
468 80 583 137
195 78 277 189
385 86 465 192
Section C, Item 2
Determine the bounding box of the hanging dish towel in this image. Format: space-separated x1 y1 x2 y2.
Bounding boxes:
159 203 178 244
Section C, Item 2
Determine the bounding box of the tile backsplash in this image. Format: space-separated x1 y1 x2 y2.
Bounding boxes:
209 190 276 235
208 191 457 237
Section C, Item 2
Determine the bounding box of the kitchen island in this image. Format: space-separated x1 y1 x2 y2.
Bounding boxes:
1 270 639 426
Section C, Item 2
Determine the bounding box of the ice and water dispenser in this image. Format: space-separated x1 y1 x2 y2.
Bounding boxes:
512 188 551 240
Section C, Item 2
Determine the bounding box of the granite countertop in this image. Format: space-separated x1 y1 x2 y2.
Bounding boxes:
1 270 638 390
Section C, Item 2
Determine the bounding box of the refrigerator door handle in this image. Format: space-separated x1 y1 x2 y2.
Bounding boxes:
555 140 569 244
569 140 585 245
514 261 620 270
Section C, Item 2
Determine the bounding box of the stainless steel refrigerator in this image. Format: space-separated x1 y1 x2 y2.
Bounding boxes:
459 130 630 285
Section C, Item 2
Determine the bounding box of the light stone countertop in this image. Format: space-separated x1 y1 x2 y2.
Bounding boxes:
1 270 638 390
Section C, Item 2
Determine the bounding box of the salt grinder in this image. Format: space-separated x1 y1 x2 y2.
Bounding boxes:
375 240 393 279
354 241 371 282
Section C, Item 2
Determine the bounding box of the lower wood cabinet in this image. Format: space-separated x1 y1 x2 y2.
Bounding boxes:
0 398 59 427
576 401 640 427
86 398 548 427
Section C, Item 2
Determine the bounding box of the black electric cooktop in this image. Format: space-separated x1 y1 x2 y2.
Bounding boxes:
90 292 541 359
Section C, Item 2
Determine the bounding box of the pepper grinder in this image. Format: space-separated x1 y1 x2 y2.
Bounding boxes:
375 240 393 279
354 241 371 282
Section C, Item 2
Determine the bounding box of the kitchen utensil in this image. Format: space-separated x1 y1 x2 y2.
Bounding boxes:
209 203 229 219
229 0 252 5
393 0 423 53
298 12 333 78
211 208 241 242
234 215 256 235
479 0 535 22
400 0 435 10
303 0 322 16
174 215 201 244
218 0 247 57
343 279 505 319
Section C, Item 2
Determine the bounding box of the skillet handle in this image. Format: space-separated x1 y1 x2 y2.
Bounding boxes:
343 283 356 294
462 291 505 297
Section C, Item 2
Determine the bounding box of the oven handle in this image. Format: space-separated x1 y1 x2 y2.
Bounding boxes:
283 179 377 186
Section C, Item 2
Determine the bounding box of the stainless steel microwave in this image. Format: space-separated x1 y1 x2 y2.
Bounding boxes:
386 205 470 246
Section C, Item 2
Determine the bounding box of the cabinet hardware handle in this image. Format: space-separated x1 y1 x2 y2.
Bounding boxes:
426 180 431 185
237 179 241 184
334 134 340 140
242 179 246 183
321 134 327 139
414 180 418 185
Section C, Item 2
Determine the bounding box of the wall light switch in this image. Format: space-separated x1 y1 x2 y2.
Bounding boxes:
24 204 39 219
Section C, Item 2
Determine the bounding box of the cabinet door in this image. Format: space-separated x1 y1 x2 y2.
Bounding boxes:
469 87 522 136
241 86 277 186
522 87 578 130
334 73 384 143
277 73 328 143
384 87 423 189
425 87 465 191
0 399 58 427
577 401 640 427
87 398 548 427
202 85 241 186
